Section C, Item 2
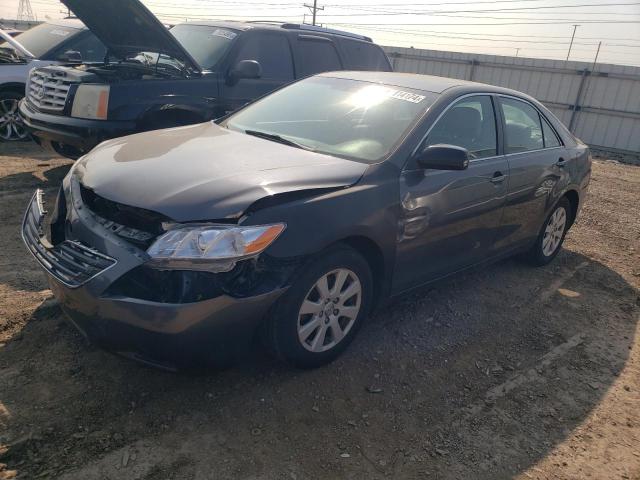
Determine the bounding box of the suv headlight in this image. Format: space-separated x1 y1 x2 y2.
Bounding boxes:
71 84 109 120
147 223 286 272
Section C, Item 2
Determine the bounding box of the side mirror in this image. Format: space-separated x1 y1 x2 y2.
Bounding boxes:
416 144 470 170
58 50 82 63
228 59 261 84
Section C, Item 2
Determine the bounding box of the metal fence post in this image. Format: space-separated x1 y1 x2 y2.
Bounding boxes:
569 69 590 133
468 60 478 81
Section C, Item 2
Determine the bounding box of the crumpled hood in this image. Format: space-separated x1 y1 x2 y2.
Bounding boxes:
74 122 368 222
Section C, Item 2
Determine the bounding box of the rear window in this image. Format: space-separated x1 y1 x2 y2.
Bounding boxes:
233 33 294 80
0 23 80 58
341 40 391 71
295 37 342 77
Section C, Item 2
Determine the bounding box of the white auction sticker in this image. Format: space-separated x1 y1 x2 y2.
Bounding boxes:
50 29 71 37
211 29 237 40
390 90 426 103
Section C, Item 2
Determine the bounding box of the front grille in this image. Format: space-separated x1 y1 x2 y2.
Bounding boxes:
22 190 116 288
27 67 74 111
79 184 168 248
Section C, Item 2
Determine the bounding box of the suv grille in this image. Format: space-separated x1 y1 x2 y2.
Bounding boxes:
79 184 168 248
27 68 74 111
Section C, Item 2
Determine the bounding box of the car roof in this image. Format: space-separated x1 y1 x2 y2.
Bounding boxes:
45 18 87 30
176 21 372 42
318 71 532 98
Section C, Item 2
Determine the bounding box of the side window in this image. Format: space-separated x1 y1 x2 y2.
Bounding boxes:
424 95 497 159
295 37 342 77
541 115 561 148
233 34 294 80
62 33 106 63
500 97 544 153
341 41 390 71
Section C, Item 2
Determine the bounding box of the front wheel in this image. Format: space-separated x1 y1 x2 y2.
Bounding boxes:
525 197 571 266
266 246 373 368
0 91 29 142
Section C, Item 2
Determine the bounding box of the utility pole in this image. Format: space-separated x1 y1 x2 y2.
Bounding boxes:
304 0 324 26
566 24 580 61
591 41 602 71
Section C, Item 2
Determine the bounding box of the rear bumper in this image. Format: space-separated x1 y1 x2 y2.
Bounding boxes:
22 185 286 369
19 99 135 153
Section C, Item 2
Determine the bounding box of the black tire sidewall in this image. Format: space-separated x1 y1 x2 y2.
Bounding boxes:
530 198 571 266
269 246 373 368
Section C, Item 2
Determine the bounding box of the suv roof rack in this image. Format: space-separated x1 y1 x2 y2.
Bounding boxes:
246 20 292 25
280 23 372 42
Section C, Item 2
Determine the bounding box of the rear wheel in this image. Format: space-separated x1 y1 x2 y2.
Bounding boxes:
0 91 28 142
266 246 373 368
525 197 571 266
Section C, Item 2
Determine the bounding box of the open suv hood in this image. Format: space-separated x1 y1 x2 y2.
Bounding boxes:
61 0 200 71
74 123 368 222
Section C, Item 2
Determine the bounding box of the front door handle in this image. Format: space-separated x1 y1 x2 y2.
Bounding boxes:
491 172 507 184
556 158 568 167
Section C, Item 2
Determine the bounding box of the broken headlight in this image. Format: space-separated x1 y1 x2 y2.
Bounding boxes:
146 223 285 272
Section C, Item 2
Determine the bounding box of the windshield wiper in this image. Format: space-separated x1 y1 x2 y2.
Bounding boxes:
244 130 314 151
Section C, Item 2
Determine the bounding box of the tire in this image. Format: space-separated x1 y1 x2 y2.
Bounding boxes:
524 197 571 266
266 246 373 368
0 90 29 142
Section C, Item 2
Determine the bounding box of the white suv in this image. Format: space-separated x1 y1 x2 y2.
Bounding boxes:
0 19 104 141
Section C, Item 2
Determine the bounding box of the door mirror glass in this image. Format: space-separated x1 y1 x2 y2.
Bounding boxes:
416 144 470 170
228 59 262 83
57 49 82 63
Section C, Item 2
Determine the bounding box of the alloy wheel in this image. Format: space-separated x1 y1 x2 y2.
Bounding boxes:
0 98 28 141
542 206 567 257
297 268 362 353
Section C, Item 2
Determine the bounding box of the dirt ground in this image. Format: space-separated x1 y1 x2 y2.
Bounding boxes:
0 142 638 480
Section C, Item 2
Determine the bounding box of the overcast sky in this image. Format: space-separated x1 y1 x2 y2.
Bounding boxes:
2 0 639 66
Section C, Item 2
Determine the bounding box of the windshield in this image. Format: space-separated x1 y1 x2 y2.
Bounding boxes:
0 23 80 58
223 76 437 163
124 51 189 76
170 24 238 70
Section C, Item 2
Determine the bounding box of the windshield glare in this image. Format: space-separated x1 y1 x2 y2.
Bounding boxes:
170 24 237 70
224 77 436 163
0 23 79 58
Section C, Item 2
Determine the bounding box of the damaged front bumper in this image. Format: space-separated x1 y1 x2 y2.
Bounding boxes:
21 185 288 369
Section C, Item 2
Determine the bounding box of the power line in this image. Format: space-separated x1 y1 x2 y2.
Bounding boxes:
336 26 640 43
332 24 640 47
323 2 640 15
318 19 640 25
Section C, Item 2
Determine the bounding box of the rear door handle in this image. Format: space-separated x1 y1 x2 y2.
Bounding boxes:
556 158 568 167
491 172 507 184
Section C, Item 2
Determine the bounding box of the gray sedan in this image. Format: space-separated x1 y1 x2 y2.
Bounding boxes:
22 71 591 369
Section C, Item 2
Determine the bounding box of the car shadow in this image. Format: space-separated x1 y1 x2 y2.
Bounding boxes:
0 141 59 161
1 247 637 479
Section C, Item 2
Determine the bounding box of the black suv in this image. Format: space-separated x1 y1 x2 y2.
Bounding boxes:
19 0 392 159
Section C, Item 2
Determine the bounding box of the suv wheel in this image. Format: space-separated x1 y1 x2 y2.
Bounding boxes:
266 246 373 368
0 91 28 142
525 197 571 266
